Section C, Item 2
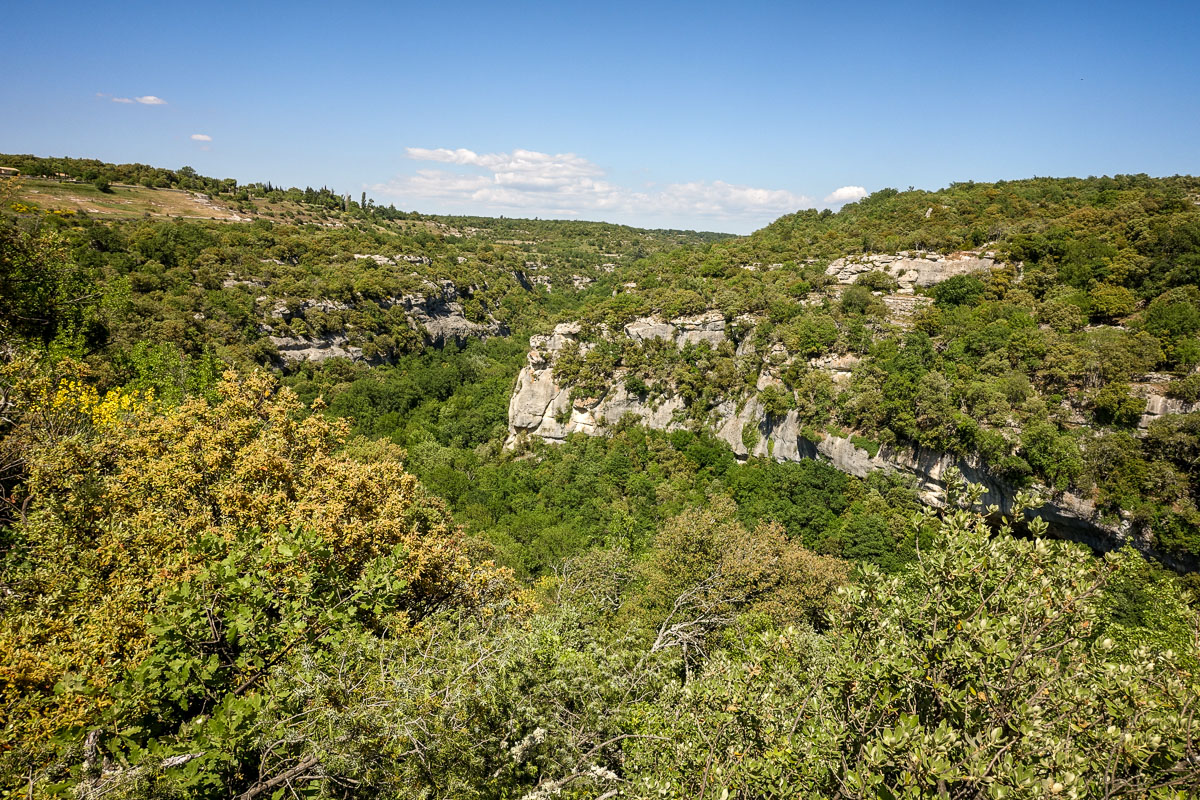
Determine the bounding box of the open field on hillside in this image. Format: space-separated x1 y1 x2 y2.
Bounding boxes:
11 178 514 232
13 178 251 220
12 178 362 226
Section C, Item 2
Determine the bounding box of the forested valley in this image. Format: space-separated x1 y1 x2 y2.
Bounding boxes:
2 156 1199 799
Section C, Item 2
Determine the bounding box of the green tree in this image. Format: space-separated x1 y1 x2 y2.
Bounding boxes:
0 369 517 793
758 383 793 420
930 274 986 307
0 207 90 344
1020 421 1083 490
780 313 838 357
636 497 848 657
1088 283 1137 320
1090 382 1147 427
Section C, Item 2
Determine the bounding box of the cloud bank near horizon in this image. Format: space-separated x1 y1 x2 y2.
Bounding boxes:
370 147 860 232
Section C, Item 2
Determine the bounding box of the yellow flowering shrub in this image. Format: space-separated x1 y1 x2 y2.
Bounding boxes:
50 378 154 429
0 368 519 782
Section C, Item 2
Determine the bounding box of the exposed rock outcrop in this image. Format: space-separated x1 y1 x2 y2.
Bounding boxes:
826 250 997 292
222 275 266 289
352 253 431 266
270 334 363 364
511 270 597 294
508 321 697 443
623 312 727 348
1139 393 1195 429
1133 380 1197 429
391 282 506 348
271 298 350 319
880 294 933 326
245 278 505 362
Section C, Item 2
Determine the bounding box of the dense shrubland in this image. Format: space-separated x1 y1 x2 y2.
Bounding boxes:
1 360 1195 797
2 161 1200 797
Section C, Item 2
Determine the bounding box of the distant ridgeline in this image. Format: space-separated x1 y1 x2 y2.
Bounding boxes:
0 152 729 366
0 152 355 211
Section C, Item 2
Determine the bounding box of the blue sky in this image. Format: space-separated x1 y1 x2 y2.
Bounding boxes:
3 0 1198 233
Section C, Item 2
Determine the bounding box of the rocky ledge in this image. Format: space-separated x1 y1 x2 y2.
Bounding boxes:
825 250 997 291
394 280 507 348
269 334 362 364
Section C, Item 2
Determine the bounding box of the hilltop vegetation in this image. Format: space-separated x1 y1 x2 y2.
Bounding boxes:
2 158 1199 798
537 175 1200 564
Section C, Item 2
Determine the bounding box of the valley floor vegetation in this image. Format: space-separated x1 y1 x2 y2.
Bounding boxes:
1 160 1199 798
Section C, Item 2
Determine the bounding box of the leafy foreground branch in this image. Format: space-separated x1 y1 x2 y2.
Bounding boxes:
625 501 1200 799
0 366 1197 799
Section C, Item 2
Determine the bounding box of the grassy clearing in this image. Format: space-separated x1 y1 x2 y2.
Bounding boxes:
15 178 246 220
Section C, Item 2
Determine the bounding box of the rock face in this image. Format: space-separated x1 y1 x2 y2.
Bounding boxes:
506 316 1194 572
826 250 997 292
392 282 506 348
1135 385 1197 430
508 319 717 444
880 294 934 327
352 253 431 266
271 298 350 319
622 312 727 348
507 322 692 443
270 334 363 364
259 279 505 363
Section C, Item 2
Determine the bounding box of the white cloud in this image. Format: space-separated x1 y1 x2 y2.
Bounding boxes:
823 185 868 204
108 94 167 105
190 134 212 141
373 147 814 230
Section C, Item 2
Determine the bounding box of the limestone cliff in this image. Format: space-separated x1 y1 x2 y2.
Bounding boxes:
269 333 363 363
825 250 997 290
506 316 1195 573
